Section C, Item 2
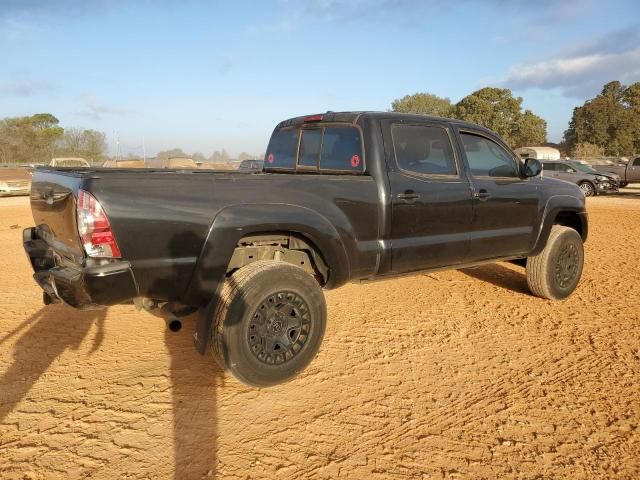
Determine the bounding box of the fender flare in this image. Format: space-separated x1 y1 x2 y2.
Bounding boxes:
530 195 588 256
185 203 350 352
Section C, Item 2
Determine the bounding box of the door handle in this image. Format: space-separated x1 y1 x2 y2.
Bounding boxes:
473 189 490 201
396 190 420 202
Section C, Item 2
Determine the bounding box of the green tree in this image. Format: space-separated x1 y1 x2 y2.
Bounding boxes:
391 88 546 148
391 92 455 118
81 130 107 163
209 149 230 163
564 80 640 156
571 142 604 158
157 148 189 160
192 152 207 164
0 113 63 164
56 128 107 163
237 152 257 161
513 109 547 148
455 87 546 148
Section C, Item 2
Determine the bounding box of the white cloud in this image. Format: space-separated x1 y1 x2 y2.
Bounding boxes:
81 94 126 119
0 75 53 97
503 27 640 98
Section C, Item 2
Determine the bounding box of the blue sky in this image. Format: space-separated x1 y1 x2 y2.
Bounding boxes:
1 0 639 157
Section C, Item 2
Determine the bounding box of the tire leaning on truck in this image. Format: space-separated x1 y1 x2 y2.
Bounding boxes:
526 225 584 300
209 260 327 387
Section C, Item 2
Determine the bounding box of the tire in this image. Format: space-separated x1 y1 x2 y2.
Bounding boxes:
578 181 595 197
526 225 584 300
619 182 628 188
209 260 327 387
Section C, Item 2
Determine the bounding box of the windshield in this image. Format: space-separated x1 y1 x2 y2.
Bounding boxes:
569 161 596 174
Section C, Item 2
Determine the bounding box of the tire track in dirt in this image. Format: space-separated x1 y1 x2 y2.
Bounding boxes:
1 197 640 479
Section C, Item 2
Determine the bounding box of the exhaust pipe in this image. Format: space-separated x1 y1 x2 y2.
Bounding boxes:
160 305 182 332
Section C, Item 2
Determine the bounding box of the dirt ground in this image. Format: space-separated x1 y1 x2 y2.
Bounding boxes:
1 191 639 479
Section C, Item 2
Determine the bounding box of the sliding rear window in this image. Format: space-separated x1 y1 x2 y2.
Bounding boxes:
265 125 364 174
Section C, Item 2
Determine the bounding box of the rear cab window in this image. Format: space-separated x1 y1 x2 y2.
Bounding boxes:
299 129 322 168
265 124 364 174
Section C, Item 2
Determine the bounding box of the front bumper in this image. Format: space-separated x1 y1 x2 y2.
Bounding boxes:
596 181 619 194
23 227 138 309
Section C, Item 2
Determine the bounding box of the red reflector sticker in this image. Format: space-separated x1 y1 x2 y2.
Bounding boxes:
351 154 360 168
267 153 274 164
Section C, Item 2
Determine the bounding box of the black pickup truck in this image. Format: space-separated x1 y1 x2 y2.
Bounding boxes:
24 112 588 386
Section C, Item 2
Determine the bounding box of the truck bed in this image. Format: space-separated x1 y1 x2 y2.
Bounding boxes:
30 166 381 305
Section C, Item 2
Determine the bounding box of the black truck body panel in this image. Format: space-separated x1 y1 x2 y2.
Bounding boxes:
24 112 588 318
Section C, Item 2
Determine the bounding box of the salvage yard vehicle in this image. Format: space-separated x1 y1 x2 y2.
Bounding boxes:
542 159 619 196
593 157 640 187
23 112 588 387
238 159 264 170
0 165 32 196
49 157 90 168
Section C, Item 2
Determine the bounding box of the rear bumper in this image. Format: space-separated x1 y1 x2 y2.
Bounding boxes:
23 227 138 309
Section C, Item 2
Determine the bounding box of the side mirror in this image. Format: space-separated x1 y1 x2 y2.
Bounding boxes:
523 158 542 177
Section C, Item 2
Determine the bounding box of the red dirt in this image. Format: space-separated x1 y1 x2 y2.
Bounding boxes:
1 194 639 479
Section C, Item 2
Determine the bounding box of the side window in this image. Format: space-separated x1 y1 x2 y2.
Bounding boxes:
320 127 363 172
264 128 298 169
460 133 519 177
633 158 640 166
543 163 556 171
392 125 457 175
298 129 322 168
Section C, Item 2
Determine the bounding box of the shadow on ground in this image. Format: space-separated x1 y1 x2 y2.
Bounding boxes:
0 305 107 423
459 263 529 295
164 313 222 479
0 305 222 478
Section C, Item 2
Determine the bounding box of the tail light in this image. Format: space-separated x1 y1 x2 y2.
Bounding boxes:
76 189 121 258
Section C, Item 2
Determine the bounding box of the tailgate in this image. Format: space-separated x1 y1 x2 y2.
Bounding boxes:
30 169 84 259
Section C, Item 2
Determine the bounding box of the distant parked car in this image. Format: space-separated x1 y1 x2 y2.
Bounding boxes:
238 159 264 171
592 157 640 187
569 160 621 184
0 165 32 196
49 157 90 168
542 160 618 196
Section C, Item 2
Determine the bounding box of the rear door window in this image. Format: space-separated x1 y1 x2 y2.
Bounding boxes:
320 127 363 172
265 128 299 169
392 125 456 175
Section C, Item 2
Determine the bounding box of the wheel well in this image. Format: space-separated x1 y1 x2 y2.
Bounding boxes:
554 211 584 238
227 232 329 285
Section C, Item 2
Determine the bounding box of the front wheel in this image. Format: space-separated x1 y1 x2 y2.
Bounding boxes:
526 225 584 300
619 182 628 188
209 261 327 387
578 181 595 197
